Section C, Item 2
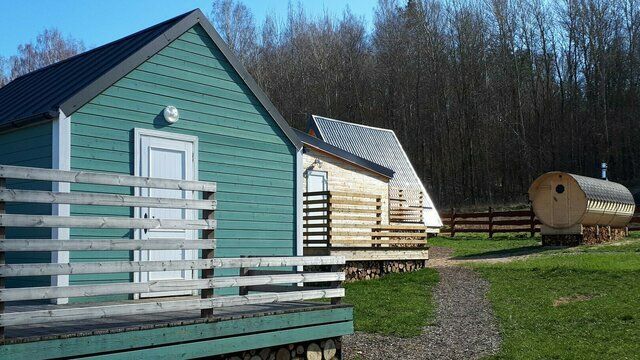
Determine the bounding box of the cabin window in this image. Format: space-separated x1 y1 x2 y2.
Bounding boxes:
555 184 565 194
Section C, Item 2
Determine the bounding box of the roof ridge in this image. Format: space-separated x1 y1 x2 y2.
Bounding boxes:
7 10 197 84
312 114 395 133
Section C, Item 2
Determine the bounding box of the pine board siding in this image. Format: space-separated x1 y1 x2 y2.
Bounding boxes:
68 25 296 294
0 122 53 288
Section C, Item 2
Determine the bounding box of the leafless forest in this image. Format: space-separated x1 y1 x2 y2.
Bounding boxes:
2 0 640 208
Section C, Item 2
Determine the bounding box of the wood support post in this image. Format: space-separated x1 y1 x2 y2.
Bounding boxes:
326 193 332 248
238 255 249 296
530 205 536 238
488 206 494 238
0 178 5 343
330 264 342 305
374 196 382 247
200 191 215 318
450 208 456 237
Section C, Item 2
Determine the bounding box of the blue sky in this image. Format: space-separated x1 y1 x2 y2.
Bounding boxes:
0 1 376 57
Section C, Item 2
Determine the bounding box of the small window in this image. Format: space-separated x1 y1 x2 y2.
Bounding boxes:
555 184 565 194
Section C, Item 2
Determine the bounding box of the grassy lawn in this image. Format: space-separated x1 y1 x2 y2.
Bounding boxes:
429 233 541 257
470 238 640 359
343 268 439 337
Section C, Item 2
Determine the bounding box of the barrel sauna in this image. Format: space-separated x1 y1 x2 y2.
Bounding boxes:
528 172 635 245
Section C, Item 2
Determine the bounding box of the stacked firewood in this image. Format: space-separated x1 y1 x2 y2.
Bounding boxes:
220 338 341 360
342 260 426 281
542 226 627 246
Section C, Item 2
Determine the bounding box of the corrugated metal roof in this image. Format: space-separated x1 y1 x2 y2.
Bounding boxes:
309 115 442 227
0 10 192 127
570 174 635 205
293 128 394 178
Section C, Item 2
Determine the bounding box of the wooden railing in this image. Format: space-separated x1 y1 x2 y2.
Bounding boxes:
389 187 424 223
439 206 541 237
0 165 344 341
303 190 428 248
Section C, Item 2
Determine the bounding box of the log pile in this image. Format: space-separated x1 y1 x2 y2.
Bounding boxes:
217 337 341 360
542 226 627 246
342 260 426 282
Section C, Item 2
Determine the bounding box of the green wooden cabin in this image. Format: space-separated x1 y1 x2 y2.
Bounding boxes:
0 9 352 359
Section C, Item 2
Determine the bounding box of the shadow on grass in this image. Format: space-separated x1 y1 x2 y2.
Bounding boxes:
452 245 566 260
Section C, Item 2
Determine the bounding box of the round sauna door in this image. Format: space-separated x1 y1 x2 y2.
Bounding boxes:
551 175 569 227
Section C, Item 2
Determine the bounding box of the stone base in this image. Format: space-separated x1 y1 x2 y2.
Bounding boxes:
542 226 627 246
215 337 342 360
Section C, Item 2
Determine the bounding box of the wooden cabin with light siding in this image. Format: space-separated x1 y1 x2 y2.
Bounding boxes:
0 9 352 358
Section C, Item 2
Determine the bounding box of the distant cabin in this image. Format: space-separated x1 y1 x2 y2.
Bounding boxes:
306 115 443 230
0 9 303 296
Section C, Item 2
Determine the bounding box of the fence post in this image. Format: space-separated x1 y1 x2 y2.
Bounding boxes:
529 205 535 238
450 208 456 237
330 263 342 305
0 178 5 343
488 206 494 238
326 192 332 248
201 191 216 318
374 196 382 247
238 255 249 296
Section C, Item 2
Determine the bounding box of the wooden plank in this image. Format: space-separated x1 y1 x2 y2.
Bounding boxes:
0 165 217 192
444 220 488 225
330 239 426 245
0 288 345 326
0 255 345 276
329 199 381 206
329 208 381 214
0 189 216 210
303 215 329 221
328 191 379 199
303 191 330 197
303 199 329 205
0 308 353 360
493 219 538 226
303 207 329 213
0 239 215 251
331 231 428 237
492 210 533 217
0 214 216 229
0 272 345 301
329 215 379 221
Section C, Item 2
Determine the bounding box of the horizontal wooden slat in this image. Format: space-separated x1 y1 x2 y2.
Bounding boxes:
304 231 329 236
493 219 539 226
328 191 380 199
0 165 216 191
303 199 329 205
0 239 215 251
0 288 345 326
303 207 329 213
329 199 381 206
445 220 488 225
0 256 344 276
0 272 346 301
329 215 379 221
0 189 216 210
330 239 427 245
0 214 216 229
331 231 427 237
492 210 533 217
330 208 381 214
303 223 329 228
303 215 330 221
303 191 330 197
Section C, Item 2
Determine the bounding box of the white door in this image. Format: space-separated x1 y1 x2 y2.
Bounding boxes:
135 130 197 297
306 171 328 246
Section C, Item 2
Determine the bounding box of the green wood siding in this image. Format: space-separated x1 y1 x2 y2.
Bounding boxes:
0 122 52 288
69 25 296 291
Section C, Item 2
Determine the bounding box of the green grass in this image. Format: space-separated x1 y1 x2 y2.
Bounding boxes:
343 268 439 337
470 238 640 359
429 233 541 257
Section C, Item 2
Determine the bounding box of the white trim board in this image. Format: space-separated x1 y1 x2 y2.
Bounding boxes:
296 147 304 272
51 110 71 304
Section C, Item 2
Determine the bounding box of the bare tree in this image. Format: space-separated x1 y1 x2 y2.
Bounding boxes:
209 0 258 65
9 28 84 79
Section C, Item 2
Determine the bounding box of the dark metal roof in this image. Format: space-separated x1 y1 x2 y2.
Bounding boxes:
569 174 635 205
0 9 301 150
293 128 394 178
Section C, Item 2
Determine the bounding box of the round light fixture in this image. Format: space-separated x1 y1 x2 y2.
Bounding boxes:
163 105 179 124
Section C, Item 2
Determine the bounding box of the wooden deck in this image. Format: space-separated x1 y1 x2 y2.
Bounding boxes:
5 299 347 343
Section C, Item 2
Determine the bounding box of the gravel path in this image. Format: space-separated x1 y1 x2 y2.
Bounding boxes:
343 247 501 360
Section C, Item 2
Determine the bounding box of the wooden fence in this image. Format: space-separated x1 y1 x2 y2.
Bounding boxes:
439 207 541 237
0 165 344 341
303 190 428 248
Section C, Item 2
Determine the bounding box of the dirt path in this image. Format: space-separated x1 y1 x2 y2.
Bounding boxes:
342 247 502 360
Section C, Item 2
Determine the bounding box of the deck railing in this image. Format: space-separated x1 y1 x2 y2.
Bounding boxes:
303 190 428 248
389 187 425 224
439 207 541 237
0 165 344 342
